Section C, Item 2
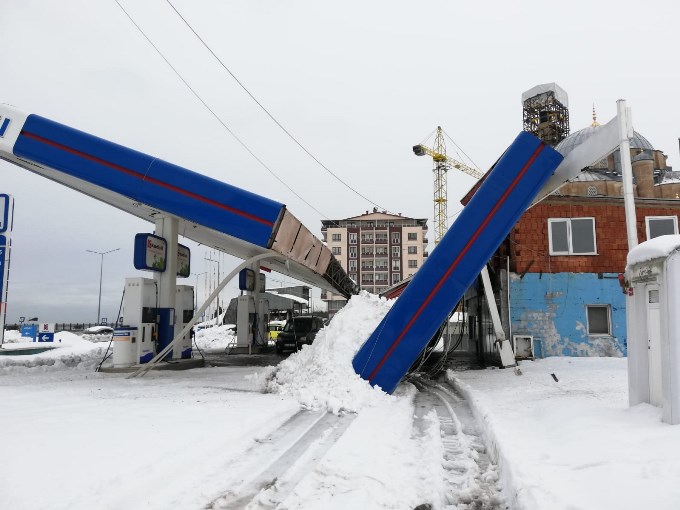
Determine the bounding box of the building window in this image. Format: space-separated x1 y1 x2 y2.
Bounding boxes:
349 232 357 244
392 246 400 258
376 272 388 283
408 232 418 241
586 305 611 335
392 233 401 244
548 218 597 255
361 247 374 256
361 233 374 243
408 260 418 269
361 261 374 270
375 259 388 269
332 246 341 255
332 233 342 242
349 260 357 271
349 246 357 258
392 273 401 284
376 246 388 256
646 216 678 239
392 259 400 271
407 246 418 255
349 273 357 281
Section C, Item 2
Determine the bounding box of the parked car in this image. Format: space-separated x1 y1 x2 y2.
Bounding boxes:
275 316 325 354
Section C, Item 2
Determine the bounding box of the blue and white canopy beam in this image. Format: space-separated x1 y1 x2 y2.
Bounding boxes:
0 105 356 298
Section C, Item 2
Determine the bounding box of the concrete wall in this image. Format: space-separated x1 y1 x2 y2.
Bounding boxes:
509 272 627 358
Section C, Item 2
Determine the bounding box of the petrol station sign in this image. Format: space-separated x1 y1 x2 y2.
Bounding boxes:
134 233 167 272
177 243 190 278
0 194 14 346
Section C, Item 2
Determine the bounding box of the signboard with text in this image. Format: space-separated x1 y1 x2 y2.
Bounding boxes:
133 233 167 272
0 194 8 233
0 194 13 346
177 243 191 278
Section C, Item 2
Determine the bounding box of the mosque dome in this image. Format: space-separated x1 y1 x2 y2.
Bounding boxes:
555 124 654 157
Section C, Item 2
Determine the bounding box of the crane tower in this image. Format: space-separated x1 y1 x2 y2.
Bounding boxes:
413 126 483 245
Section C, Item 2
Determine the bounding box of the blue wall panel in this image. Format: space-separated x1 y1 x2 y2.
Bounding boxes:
509 272 627 357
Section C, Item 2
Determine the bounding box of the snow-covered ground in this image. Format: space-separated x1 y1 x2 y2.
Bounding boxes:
451 357 680 510
2 293 679 509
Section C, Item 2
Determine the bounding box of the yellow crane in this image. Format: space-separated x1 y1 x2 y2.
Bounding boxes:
413 126 483 245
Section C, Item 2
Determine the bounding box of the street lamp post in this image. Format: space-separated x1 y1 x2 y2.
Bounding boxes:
86 248 120 325
205 257 221 325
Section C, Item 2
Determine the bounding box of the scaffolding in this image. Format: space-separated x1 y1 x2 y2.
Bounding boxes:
522 83 570 148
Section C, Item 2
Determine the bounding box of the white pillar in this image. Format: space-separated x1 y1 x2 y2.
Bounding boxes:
154 216 179 309
617 99 638 250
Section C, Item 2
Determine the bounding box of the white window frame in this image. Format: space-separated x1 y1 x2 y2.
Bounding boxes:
586 304 611 336
548 217 597 255
646 216 678 239
332 246 341 255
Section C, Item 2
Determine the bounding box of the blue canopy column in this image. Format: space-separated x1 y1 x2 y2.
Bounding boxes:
353 132 564 394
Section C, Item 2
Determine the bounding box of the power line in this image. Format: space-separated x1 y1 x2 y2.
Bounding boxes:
164 0 392 214
112 0 329 220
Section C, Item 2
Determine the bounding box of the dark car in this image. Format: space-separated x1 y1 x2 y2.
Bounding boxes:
275 316 325 354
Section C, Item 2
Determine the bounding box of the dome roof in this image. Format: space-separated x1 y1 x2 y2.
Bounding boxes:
555 124 654 157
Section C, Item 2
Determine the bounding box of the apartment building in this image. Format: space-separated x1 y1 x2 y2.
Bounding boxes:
321 209 428 315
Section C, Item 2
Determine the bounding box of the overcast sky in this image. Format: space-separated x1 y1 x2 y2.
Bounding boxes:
2 0 679 323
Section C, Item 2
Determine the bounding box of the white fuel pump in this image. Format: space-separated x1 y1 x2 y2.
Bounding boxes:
174 285 194 360
114 277 158 366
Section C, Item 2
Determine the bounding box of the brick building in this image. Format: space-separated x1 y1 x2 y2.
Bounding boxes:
464 93 679 361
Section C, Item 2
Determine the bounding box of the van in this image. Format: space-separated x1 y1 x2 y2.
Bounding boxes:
275 316 325 354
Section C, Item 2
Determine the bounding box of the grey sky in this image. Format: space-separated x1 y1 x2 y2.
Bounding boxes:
2 0 678 322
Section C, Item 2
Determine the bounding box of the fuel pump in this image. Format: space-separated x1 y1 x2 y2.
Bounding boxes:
114 277 158 366
174 285 194 360
236 294 255 348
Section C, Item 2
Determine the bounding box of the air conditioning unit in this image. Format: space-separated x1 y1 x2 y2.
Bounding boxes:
512 335 534 360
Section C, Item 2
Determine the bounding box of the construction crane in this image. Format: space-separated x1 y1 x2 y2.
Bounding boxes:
413 126 483 245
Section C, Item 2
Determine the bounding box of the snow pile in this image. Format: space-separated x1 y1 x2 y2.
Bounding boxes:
0 330 108 371
2 329 22 343
267 292 394 413
194 324 236 352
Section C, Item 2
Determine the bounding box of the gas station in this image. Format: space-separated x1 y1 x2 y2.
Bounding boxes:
2 101 680 424
0 104 356 374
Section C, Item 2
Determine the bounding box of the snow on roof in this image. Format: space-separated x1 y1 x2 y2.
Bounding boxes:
521 82 569 107
627 235 680 266
271 292 308 304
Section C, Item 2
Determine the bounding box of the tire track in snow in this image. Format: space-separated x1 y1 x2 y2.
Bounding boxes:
208 410 355 509
413 377 508 510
